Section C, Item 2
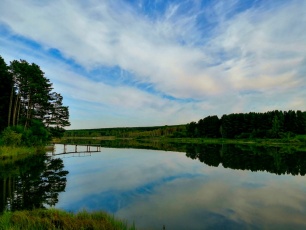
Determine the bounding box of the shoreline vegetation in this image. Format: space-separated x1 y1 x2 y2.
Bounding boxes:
63 110 306 146
0 146 41 162
59 135 306 146
0 145 56 163
0 209 136 230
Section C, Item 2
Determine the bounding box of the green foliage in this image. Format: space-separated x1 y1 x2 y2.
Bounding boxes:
187 110 306 139
293 135 306 143
198 115 221 138
48 126 66 138
1 121 50 147
65 125 186 139
268 114 283 138
186 122 198 137
0 146 36 162
0 55 70 142
21 120 50 146
1 127 22 146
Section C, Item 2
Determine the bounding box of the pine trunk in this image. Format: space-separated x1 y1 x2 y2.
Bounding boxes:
12 93 19 126
24 95 31 129
16 97 22 126
7 85 14 126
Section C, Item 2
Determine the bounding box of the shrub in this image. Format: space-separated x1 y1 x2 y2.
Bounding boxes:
1 127 22 146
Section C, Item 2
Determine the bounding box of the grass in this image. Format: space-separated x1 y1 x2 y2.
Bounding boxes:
0 146 37 161
59 134 306 146
0 144 55 161
0 209 136 230
151 136 306 146
295 134 306 142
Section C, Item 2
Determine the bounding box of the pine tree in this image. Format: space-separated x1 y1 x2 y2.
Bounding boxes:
1 56 70 142
0 56 13 131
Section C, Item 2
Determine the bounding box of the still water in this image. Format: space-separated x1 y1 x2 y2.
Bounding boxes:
1 143 306 229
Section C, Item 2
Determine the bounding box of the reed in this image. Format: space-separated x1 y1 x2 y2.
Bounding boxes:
0 209 136 230
0 146 37 161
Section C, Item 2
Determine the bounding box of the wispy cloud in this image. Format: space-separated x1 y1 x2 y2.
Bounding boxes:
0 0 305 128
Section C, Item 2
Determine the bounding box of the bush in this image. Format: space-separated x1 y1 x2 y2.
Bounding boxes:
296 135 306 141
48 126 65 138
21 120 50 146
1 120 50 147
1 127 22 146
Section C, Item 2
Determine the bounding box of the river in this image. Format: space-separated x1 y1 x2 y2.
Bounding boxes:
1 142 306 229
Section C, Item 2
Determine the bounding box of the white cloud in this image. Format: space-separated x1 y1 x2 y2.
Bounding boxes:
210 0 306 92
0 0 305 128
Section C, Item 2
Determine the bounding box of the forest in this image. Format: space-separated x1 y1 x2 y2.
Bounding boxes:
186 110 306 139
64 110 306 140
64 125 186 138
0 55 70 146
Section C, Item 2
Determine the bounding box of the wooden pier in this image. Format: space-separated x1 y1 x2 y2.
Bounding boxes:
69 144 101 153
51 144 101 156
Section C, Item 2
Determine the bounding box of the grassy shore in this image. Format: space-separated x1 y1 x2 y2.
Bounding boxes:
0 144 56 160
59 134 306 146
158 135 306 145
0 209 136 230
0 146 38 161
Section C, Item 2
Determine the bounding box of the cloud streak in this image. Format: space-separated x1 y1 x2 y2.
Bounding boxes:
0 0 305 128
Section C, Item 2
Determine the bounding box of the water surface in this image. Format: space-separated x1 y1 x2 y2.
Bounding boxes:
50 144 306 229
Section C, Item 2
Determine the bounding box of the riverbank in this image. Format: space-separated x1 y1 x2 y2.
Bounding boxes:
0 145 56 160
0 146 38 161
0 209 136 230
155 135 306 145
59 135 306 146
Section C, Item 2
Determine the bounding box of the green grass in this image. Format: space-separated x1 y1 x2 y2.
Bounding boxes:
0 144 55 158
0 146 37 161
59 135 306 146
0 209 136 230
294 135 306 142
151 136 306 146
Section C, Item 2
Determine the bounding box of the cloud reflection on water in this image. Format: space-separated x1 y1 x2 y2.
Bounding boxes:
54 146 306 229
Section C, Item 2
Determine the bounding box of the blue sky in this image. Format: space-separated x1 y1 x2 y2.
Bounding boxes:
0 0 305 129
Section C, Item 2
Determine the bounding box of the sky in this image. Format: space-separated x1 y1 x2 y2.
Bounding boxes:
0 0 305 129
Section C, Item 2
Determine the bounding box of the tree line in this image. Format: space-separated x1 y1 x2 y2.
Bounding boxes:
64 125 186 138
64 110 306 140
0 55 70 146
186 110 306 139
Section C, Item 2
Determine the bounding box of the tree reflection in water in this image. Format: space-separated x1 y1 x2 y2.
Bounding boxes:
186 144 306 176
59 139 306 176
0 152 68 212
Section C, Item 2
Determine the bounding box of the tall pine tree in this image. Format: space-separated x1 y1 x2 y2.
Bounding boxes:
0 56 13 131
